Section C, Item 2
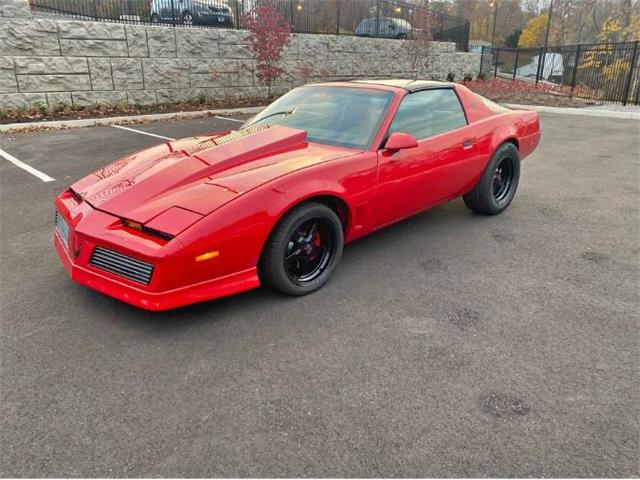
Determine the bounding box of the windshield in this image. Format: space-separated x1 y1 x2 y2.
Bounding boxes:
243 86 394 149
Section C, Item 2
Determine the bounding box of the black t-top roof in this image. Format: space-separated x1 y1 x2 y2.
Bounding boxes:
349 79 455 92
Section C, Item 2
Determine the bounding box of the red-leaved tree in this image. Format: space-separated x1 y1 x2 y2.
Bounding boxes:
244 1 292 99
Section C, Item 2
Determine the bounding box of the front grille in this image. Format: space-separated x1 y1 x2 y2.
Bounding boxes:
89 247 154 285
55 210 69 248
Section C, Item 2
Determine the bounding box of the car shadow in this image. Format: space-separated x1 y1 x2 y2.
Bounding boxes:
73 198 482 330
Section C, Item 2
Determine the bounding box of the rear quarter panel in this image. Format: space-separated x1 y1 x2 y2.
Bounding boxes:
456 84 540 192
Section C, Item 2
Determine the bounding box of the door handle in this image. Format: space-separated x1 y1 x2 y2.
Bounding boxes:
462 139 476 150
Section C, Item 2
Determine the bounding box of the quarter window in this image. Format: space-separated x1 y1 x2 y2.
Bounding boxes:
388 89 467 140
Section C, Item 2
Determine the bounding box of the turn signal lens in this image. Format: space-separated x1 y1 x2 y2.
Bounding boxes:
195 251 220 262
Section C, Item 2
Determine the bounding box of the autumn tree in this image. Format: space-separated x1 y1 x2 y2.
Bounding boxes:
518 14 548 47
244 1 292 99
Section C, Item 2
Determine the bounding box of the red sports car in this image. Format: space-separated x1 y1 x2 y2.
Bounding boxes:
54 80 541 311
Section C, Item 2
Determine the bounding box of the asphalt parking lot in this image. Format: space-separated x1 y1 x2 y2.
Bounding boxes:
1 112 638 477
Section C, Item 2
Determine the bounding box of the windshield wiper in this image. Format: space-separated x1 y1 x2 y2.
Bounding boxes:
246 108 297 127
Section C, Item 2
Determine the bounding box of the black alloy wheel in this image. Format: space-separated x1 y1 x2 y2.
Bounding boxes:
492 156 515 203
261 202 343 295
284 218 334 285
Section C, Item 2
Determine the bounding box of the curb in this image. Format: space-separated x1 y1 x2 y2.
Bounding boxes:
505 103 640 120
0 106 266 133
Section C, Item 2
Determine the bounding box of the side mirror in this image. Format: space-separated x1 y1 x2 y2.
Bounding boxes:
385 132 418 151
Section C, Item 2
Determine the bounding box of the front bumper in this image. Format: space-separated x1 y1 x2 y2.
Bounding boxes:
53 195 259 311
55 234 258 310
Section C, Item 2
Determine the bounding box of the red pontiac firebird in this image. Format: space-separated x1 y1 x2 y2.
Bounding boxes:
54 80 541 311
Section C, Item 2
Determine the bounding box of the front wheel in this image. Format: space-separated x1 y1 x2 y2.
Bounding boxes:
260 202 343 296
463 142 520 215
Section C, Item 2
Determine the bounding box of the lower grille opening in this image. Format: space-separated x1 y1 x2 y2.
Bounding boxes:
89 247 154 285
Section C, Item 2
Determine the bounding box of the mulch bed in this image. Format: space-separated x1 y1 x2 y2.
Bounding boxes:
462 78 600 108
0 97 268 125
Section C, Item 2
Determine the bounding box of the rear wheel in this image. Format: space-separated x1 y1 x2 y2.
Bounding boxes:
260 202 343 296
150 13 160 23
463 142 520 215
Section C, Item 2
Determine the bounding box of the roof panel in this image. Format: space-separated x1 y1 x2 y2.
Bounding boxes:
348 79 455 92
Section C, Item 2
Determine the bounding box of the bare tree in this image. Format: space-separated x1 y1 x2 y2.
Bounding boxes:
404 8 434 77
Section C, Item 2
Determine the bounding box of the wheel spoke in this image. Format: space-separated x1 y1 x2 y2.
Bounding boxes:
285 248 301 261
492 158 514 202
304 222 318 242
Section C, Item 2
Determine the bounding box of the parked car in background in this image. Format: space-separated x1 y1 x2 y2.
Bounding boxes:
150 0 234 27
516 52 564 82
356 17 413 39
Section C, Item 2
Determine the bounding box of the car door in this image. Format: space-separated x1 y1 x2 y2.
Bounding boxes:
374 88 478 228
382 19 396 37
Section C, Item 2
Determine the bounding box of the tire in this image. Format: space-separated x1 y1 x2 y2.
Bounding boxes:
150 13 160 23
396 33 408 39
260 202 344 296
463 142 520 215
182 11 193 25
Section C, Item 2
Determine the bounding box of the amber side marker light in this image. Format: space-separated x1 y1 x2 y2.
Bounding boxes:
196 251 220 262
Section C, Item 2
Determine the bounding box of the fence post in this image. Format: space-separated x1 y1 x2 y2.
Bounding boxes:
513 49 519 79
494 47 500 78
570 43 581 92
290 0 294 28
336 0 340 35
375 0 380 37
535 47 543 84
622 41 639 106
479 46 485 78
235 0 240 29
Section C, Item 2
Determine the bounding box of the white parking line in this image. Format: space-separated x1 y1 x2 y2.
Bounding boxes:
0 147 55 183
112 125 175 141
214 116 245 123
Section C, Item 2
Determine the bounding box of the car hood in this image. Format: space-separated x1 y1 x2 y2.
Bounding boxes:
72 125 357 224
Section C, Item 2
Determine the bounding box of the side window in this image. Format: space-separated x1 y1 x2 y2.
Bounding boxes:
388 89 467 140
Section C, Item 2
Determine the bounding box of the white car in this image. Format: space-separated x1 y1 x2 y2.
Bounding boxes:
355 17 413 39
516 52 564 82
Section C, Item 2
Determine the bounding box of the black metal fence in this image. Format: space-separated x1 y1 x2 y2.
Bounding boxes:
29 0 470 51
479 42 640 105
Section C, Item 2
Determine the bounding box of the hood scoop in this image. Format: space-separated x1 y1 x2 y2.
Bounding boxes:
186 125 309 176
168 124 271 156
